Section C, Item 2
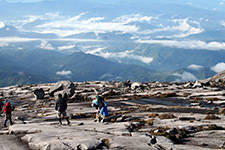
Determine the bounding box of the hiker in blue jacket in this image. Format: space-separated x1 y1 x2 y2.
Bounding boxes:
92 95 108 123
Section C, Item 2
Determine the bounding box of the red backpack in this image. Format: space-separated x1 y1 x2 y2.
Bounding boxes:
3 102 12 113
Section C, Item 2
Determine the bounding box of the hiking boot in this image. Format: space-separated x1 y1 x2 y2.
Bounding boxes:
10 121 13 126
58 118 62 125
67 120 70 125
100 119 105 123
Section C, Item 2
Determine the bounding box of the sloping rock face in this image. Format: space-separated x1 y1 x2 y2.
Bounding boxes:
208 70 225 82
204 70 225 89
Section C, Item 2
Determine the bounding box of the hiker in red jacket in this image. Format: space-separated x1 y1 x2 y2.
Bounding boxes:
3 100 14 127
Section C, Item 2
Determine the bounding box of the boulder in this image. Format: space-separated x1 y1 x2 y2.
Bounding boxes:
131 82 141 90
77 140 102 150
192 81 202 88
179 117 196 121
49 81 75 97
33 88 45 100
102 89 119 97
183 82 191 88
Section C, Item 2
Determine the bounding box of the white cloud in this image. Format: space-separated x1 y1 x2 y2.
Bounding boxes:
211 62 225 73
0 42 9 47
23 15 41 24
0 37 101 45
219 2 224 5
36 13 85 28
139 18 204 38
114 14 153 24
86 47 106 55
56 70 72 76
39 40 54 50
44 12 60 18
54 38 101 42
15 12 61 28
173 72 197 81
0 37 39 42
99 73 114 80
58 45 75 50
33 13 139 37
11 13 203 40
86 49 153 64
221 21 225 26
0 22 5 28
187 64 203 70
137 39 225 51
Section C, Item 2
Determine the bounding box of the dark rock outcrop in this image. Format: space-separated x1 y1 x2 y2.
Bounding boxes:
33 88 45 100
49 81 75 97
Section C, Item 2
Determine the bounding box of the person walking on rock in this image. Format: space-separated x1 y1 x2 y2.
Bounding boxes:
3 100 14 127
55 94 70 125
92 95 108 123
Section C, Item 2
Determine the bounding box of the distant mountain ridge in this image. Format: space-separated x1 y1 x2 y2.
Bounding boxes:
0 0 224 86
0 47 218 87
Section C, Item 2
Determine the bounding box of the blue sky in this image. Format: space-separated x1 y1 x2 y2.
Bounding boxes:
6 0 44 2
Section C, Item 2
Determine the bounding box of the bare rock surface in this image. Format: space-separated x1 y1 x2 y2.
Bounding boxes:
0 135 29 150
1 72 225 150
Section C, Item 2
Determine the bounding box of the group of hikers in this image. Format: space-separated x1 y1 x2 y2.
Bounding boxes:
55 93 108 125
1 93 108 127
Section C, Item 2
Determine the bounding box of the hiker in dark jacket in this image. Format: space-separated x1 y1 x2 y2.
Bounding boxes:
3 100 14 127
55 94 70 125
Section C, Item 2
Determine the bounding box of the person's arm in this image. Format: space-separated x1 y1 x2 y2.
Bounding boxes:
55 99 59 111
65 101 67 110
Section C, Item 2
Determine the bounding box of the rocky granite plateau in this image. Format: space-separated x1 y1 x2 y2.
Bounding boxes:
0 71 225 150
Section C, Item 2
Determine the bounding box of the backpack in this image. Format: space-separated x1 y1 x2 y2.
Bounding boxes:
3 101 12 113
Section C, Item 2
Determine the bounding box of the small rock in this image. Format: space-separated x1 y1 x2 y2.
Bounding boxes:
166 128 178 134
149 136 157 145
78 122 84 126
179 117 196 121
201 143 208 146
193 81 202 88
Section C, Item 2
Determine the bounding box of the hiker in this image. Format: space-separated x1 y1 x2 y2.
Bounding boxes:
55 94 70 125
3 100 14 127
92 95 108 123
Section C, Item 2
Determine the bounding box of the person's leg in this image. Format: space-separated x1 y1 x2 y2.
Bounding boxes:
63 112 70 125
4 113 8 127
58 112 62 125
66 117 70 125
97 113 102 122
100 115 106 123
9 113 13 125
